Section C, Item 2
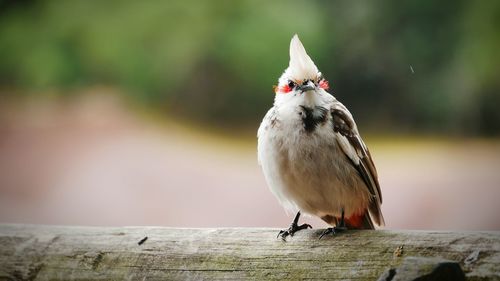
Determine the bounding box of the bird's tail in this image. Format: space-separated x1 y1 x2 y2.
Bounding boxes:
344 211 375 230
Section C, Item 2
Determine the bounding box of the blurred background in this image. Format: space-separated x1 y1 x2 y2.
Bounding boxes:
0 0 499 230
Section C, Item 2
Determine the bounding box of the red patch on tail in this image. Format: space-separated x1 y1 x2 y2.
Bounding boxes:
344 213 365 229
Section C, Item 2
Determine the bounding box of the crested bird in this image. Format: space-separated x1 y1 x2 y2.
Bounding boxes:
257 35 384 240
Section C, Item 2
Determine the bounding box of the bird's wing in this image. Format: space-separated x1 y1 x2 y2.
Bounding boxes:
330 101 385 226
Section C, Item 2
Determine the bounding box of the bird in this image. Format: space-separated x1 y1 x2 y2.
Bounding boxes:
257 35 384 240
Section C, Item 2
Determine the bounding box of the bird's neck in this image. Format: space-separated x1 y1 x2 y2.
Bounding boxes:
301 91 321 108
273 90 324 109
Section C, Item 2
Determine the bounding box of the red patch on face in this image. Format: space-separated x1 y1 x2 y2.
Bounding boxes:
275 84 292 94
319 79 329 90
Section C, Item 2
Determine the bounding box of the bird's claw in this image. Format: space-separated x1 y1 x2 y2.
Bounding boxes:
319 226 347 240
277 223 312 241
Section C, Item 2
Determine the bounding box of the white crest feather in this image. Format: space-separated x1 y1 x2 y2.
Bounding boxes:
286 34 318 81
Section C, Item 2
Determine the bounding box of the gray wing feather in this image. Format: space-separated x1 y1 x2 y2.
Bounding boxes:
331 102 385 227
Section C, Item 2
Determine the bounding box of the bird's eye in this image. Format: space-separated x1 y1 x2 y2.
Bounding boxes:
316 73 322 81
275 80 296 94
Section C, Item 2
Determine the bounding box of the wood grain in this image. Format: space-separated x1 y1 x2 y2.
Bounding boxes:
0 224 499 280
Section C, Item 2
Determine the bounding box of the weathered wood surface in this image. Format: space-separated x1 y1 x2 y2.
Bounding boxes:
0 224 499 280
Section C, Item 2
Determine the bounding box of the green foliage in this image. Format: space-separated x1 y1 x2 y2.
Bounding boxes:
0 0 499 135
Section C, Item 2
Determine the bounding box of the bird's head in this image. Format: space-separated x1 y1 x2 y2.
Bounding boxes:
274 35 330 104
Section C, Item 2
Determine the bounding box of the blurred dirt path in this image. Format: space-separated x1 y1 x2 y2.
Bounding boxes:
1 95 499 230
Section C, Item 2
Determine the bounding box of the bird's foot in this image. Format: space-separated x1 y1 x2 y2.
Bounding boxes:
319 226 347 240
277 222 312 241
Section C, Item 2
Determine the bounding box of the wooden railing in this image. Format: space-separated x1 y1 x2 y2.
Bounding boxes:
0 224 498 280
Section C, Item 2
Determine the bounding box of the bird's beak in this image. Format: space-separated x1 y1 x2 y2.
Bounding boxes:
298 80 316 93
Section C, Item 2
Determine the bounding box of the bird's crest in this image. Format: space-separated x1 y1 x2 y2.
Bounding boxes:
286 34 319 81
